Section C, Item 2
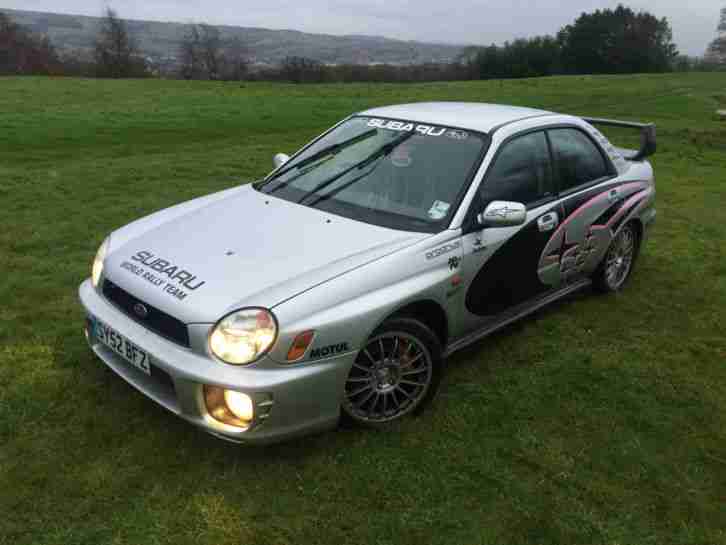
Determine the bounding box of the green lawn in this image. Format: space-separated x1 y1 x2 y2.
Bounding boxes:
1 74 726 545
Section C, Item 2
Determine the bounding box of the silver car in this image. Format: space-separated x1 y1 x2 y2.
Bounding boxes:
79 102 656 444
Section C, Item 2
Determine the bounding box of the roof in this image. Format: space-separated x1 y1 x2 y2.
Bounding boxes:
358 102 555 133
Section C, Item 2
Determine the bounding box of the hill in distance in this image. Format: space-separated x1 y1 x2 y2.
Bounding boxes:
3 8 466 67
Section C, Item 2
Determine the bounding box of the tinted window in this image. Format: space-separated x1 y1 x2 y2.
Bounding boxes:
481 131 553 205
549 128 610 192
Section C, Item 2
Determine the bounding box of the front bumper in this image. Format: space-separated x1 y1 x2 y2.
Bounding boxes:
78 279 352 444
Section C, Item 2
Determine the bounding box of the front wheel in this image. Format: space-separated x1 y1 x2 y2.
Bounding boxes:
341 318 442 426
593 222 639 293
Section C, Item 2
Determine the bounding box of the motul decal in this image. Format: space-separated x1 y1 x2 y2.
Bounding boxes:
309 342 349 360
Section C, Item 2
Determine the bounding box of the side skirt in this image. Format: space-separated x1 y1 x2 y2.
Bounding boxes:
443 278 592 358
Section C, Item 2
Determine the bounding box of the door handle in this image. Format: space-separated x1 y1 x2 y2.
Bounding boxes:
537 212 559 232
608 188 620 203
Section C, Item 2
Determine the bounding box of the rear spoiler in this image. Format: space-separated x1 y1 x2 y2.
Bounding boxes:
582 117 656 161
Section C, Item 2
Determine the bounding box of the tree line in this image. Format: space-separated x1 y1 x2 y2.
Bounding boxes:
0 11 63 75
1 5 725 82
0 8 149 77
705 7 726 65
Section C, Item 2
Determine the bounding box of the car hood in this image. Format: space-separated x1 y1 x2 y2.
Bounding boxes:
105 185 429 323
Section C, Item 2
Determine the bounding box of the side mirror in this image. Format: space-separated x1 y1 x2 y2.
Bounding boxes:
273 153 290 168
478 200 527 228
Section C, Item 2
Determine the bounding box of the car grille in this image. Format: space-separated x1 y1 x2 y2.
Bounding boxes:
102 279 190 348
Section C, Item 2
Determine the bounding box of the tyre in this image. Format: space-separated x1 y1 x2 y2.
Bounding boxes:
341 317 442 427
593 221 640 293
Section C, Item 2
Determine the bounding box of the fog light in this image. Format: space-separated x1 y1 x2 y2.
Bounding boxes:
203 385 254 429
224 390 254 422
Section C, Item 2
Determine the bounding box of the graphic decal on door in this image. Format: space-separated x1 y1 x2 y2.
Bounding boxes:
537 182 652 286
465 204 562 316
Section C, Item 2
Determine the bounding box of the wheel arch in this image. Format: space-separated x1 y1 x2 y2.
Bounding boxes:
592 217 642 293
629 216 644 246
612 216 643 256
384 299 449 348
341 299 446 426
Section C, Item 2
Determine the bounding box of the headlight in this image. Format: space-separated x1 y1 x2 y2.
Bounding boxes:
209 308 277 365
91 237 109 288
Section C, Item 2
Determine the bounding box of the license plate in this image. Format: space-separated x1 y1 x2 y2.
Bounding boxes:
92 318 151 375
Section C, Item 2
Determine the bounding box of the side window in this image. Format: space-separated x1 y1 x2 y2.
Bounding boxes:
480 131 553 206
548 128 610 193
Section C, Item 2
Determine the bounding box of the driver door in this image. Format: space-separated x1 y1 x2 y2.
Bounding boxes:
459 130 563 327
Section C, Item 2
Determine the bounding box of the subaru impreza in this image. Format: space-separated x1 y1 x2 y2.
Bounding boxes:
80 102 656 443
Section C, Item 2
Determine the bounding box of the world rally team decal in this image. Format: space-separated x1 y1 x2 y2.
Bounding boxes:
119 250 205 301
537 182 653 286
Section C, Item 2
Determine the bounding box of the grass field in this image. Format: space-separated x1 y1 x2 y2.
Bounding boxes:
1 74 726 545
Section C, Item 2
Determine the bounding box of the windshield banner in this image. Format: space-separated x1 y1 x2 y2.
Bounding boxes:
367 118 447 136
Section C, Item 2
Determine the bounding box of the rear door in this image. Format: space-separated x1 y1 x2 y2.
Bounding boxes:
537 127 620 286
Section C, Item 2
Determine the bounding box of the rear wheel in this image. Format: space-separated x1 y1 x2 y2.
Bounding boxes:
593 222 639 293
341 318 442 426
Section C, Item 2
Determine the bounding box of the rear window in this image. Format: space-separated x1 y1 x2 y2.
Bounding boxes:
548 128 610 192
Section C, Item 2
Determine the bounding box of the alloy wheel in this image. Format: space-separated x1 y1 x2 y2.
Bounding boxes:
343 331 433 423
604 224 636 290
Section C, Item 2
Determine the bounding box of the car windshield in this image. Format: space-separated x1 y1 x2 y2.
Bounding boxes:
256 116 489 232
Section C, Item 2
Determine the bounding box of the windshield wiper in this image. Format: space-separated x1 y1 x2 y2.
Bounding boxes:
265 128 377 189
304 160 380 209
298 130 415 206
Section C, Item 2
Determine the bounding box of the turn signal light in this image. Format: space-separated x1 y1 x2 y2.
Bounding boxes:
286 330 315 361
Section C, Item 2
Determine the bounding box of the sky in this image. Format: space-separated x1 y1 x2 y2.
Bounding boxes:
2 0 723 56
